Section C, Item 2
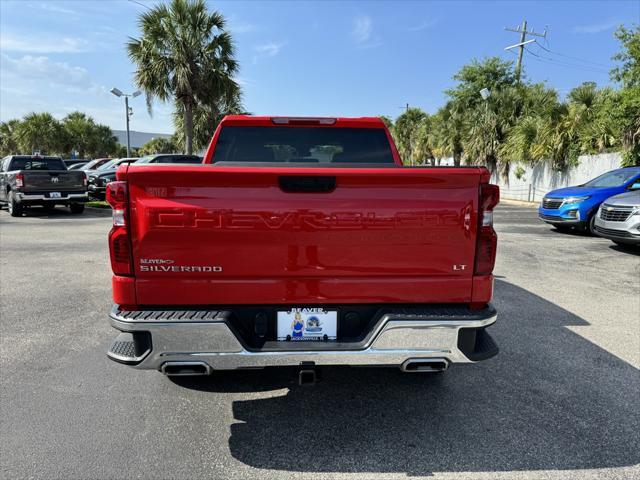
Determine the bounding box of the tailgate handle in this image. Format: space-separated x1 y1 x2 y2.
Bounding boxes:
279 176 336 193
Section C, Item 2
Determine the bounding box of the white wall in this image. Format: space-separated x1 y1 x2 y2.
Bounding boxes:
491 152 623 202
425 153 623 202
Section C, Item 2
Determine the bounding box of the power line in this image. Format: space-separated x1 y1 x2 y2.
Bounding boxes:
525 46 609 73
533 40 610 68
524 46 609 74
128 0 152 10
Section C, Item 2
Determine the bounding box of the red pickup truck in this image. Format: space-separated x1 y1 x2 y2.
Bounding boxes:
106 116 499 383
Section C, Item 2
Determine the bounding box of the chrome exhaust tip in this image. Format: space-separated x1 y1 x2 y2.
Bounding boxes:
161 361 212 376
401 358 449 373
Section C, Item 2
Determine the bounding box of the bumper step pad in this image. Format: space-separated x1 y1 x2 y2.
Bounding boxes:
115 309 229 322
107 332 151 365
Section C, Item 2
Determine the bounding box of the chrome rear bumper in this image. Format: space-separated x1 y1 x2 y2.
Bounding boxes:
107 305 498 371
16 192 89 202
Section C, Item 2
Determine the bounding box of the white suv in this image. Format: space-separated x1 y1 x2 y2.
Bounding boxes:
594 190 640 246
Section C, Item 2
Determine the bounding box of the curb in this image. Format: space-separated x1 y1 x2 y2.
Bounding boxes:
85 206 112 216
500 198 538 207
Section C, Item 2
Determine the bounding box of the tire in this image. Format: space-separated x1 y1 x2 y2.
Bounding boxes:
587 214 597 236
7 191 23 217
69 203 85 214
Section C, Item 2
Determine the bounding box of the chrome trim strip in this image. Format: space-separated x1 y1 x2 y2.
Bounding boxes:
16 193 89 201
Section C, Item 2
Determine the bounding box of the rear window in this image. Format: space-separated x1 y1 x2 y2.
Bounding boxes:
212 127 395 165
9 157 66 171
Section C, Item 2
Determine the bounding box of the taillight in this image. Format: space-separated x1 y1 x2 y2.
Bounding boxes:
15 173 24 189
106 181 132 275
474 184 499 275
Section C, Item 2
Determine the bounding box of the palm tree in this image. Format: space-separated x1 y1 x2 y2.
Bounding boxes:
127 0 239 154
431 103 464 166
63 111 96 158
172 82 244 152
15 112 64 154
139 137 177 155
393 108 428 165
0 119 22 156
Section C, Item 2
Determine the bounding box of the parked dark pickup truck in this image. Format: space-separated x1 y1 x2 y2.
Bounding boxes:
0 155 89 216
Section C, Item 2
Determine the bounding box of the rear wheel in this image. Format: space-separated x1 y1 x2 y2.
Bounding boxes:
7 191 23 217
69 203 85 214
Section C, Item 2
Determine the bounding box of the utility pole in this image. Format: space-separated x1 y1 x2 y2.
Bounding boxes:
504 20 546 82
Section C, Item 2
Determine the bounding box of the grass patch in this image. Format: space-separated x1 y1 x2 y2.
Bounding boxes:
86 201 110 209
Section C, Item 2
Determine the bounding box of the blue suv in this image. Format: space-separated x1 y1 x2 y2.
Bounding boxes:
538 167 640 233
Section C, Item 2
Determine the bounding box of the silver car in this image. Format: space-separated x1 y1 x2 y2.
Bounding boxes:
594 190 640 245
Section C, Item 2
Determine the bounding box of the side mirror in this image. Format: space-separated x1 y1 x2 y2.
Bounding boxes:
628 182 640 191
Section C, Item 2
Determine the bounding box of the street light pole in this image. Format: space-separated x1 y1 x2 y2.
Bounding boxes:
125 96 131 157
110 87 141 157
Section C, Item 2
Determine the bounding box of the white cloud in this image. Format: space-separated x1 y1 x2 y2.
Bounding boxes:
254 42 283 57
252 42 283 63
0 31 90 53
352 15 373 43
1 54 91 88
230 21 258 34
573 20 620 34
33 1 77 15
407 19 439 32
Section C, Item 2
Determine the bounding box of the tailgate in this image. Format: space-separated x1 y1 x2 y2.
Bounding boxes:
22 171 85 191
125 165 482 305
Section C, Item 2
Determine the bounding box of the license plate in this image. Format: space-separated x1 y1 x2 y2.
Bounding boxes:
277 308 337 341
50 192 61 198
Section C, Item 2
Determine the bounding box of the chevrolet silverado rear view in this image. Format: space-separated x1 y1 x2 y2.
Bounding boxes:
105 116 500 380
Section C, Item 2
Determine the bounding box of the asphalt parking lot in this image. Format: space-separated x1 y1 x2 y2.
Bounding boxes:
1 203 638 480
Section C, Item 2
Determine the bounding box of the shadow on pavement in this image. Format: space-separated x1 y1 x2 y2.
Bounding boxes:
174 280 640 475
608 243 640 256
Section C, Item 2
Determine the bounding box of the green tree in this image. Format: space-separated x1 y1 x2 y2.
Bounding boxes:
88 124 119 158
0 119 22 156
62 111 96 158
172 83 244 152
446 57 516 112
430 102 464 166
139 137 177 155
15 112 65 155
610 25 640 165
127 0 240 154
393 108 428 165
611 25 640 88
379 115 394 131
448 58 519 175
61 112 119 158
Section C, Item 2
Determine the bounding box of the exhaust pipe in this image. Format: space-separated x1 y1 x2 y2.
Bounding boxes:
401 358 449 373
161 361 212 376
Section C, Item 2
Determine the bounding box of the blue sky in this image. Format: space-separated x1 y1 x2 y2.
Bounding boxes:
0 0 637 134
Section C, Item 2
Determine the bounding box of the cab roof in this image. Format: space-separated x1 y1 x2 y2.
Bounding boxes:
220 115 386 128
